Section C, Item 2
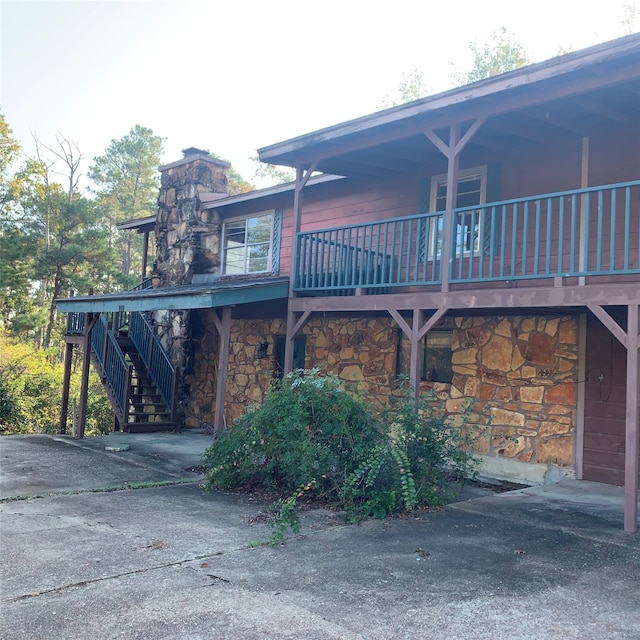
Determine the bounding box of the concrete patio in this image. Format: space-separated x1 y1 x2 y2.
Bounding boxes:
1 432 639 639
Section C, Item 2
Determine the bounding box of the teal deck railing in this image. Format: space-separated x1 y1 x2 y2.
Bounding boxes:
91 315 131 415
66 277 176 421
451 180 640 283
293 180 640 293
295 211 443 293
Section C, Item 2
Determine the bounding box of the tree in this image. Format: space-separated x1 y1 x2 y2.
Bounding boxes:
620 2 638 34
0 116 48 336
89 125 165 278
250 155 296 186
453 26 530 85
378 68 430 109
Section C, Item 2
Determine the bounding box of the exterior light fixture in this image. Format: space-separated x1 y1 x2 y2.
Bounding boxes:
257 341 269 360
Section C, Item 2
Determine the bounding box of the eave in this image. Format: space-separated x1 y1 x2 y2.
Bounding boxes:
56 277 290 313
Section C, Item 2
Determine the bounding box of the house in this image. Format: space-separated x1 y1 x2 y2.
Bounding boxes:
56 34 640 530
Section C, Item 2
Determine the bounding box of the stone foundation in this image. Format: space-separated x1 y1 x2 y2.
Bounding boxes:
184 311 578 473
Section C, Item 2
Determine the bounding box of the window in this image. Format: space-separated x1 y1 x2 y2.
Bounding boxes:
273 335 306 379
223 212 274 275
429 166 487 255
396 329 454 383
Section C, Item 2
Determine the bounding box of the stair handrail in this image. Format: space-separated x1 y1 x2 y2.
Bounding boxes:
91 315 131 417
129 310 176 414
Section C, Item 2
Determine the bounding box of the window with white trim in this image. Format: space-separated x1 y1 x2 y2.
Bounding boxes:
222 212 274 275
429 166 487 254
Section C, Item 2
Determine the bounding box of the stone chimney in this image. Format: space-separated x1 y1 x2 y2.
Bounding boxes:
154 148 229 287
151 148 230 390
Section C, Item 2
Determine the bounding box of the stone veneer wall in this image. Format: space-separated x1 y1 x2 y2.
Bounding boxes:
440 315 577 467
186 311 578 469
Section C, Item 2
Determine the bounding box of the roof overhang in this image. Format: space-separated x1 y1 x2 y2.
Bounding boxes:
55 277 289 313
258 34 640 177
199 174 344 210
117 215 156 233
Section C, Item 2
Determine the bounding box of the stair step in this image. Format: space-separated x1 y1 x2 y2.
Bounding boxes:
124 422 179 433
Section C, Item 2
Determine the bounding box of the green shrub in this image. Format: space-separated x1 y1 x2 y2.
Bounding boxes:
203 368 383 497
203 370 479 538
340 385 478 519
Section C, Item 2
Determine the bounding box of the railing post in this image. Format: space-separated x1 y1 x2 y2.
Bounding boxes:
122 364 133 428
170 366 180 422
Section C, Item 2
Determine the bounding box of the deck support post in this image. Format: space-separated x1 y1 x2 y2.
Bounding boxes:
285 162 317 374
77 312 98 439
409 309 423 402
388 306 449 403
423 118 485 293
58 341 74 434
59 291 75 435
141 230 150 279
213 306 232 432
624 303 639 533
587 303 640 532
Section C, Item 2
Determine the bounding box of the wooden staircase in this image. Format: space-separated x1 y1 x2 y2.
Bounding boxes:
67 300 179 433
117 336 178 432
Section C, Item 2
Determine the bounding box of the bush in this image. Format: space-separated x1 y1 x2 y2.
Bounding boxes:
0 330 113 436
340 386 478 519
0 335 62 434
203 370 479 537
204 368 383 497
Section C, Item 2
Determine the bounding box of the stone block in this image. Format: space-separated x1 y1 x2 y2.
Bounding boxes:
521 331 555 365
545 382 576 405
539 421 569 436
495 318 513 338
482 335 513 372
490 407 525 426
444 398 462 412
558 319 577 344
452 347 478 364
535 436 573 466
339 365 365 381
520 385 544 403
545 318 560 336
520 318 536 333
462 377 478 397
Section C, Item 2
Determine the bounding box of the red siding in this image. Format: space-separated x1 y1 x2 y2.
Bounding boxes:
583 314 631 485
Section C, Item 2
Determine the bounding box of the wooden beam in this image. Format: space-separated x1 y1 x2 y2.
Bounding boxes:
423 129 449 157
417 306 449 341
624 303 640 533
441 124 461 293
141 231 150 279
291 310 312 337
58 341 74 434
455 117 488 156
213 306 232 432
575 313 587 480
388 308 412 338
587 304 628 348
409 308 423 401
290 282 640 314
77 312 99 439
285 164 317 373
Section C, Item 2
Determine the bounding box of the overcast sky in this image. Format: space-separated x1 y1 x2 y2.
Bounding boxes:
1 0 636 188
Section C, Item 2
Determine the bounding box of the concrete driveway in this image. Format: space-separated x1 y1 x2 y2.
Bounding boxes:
1 432 639 640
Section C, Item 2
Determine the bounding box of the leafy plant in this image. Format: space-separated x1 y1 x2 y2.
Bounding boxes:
202 370 479 537
203 368 383 496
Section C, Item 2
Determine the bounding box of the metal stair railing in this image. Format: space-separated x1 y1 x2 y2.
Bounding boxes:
91 314 132 420
129 310 177 419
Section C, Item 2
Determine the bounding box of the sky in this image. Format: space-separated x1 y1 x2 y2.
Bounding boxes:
0 0 637 189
